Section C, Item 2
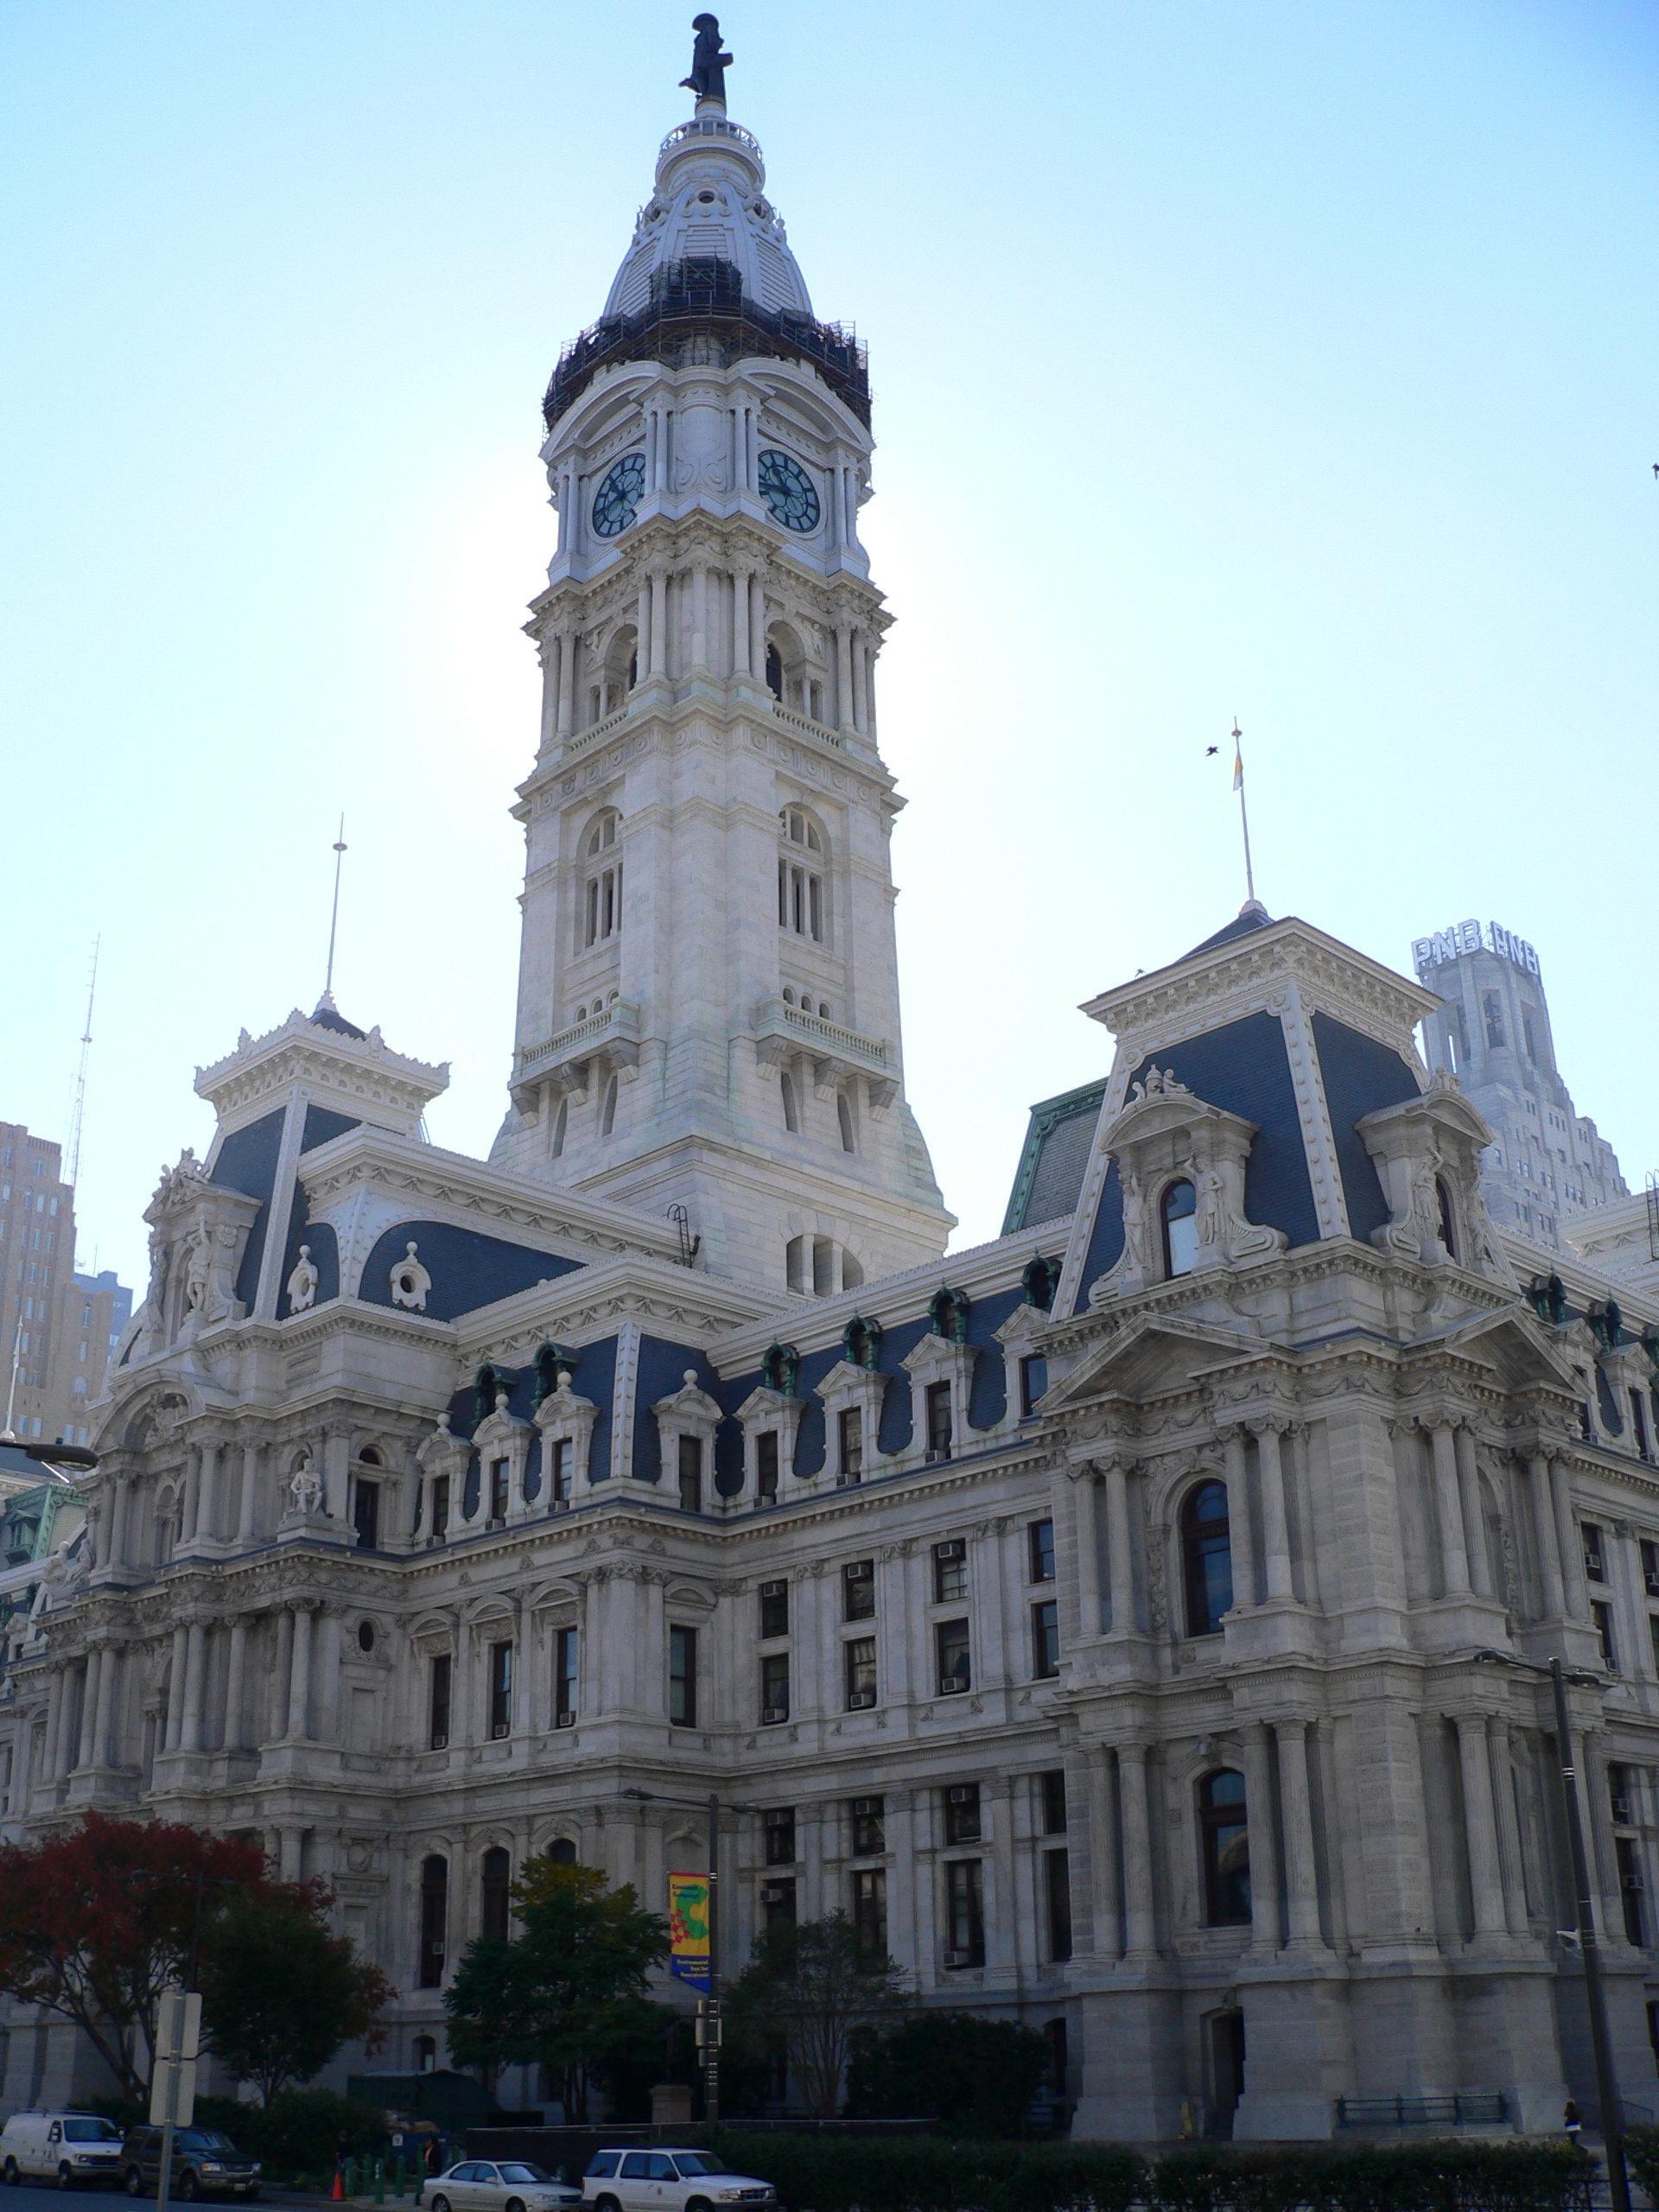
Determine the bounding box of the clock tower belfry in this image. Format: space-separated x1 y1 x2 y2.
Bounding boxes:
491 22 952 1296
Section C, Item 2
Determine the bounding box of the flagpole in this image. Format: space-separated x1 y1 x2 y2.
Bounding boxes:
1231 721 1256 905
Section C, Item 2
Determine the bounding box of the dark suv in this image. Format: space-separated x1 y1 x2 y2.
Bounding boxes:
120 2128 262 2201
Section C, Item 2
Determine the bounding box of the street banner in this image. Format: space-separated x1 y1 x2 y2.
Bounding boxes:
667 1870 710 1989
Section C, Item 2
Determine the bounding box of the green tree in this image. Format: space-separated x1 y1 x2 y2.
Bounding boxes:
723 1912 910 2118
443 1859 670 2121
198 1884 394 2104
845 2010 1052 2136
0 1813 268 2099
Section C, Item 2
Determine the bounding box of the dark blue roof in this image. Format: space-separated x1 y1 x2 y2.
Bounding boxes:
310 994 367 1040
1182 901 1274 960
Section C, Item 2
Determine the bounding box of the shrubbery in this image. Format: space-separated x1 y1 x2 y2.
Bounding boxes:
708 2133 1592 2212
83 2087 385 2185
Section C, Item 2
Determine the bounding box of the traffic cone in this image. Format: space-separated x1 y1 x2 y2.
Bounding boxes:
333 2168 346 2202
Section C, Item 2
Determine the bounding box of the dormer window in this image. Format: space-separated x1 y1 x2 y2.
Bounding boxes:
1160 1180 1199 1277
582 810 622 948
778 809 825 942
1436 1178 1458 1260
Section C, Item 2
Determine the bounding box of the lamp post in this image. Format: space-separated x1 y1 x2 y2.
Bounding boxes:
1475 1649 1629 2212
622 1789 743 2126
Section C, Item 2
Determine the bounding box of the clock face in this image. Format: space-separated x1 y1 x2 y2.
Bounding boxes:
758 449 821 533
592 453 645 538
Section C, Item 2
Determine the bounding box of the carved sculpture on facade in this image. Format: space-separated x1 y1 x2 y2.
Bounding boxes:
288 1459 323 1516
287 1244 319 1313
391 1242 432 1312
1091 1079 1286 1301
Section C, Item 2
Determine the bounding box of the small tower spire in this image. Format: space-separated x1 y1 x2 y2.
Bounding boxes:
681 14 734 112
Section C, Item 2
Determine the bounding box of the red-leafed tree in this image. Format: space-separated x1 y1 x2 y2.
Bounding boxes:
0 1815 283 2098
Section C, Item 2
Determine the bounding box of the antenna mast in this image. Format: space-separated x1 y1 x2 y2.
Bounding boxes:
324 817 347 999
1230 720 1258 906
66 936 99 1195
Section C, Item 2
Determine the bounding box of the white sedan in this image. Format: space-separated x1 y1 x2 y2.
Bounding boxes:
429 2160 584 2212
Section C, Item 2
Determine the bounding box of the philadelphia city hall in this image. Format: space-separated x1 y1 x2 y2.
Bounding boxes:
9 20 1659 2145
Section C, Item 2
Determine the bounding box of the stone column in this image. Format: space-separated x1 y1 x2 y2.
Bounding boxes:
180 1620 208 1753
323 1428 350 1522
1088 1748 1122 1960
1553 1460 1590 1620
835 626 854 731
1276 1719 1325 1947
1221 1427 1259 1607
1241 1721 1281 1951
286 1605 314 1741
1254 1421 1295 1599
316 1608 343 1743
223 1618 249 1753
1529 1452 1566 1618
278 1826 304 1884
91 1643 118 1770
181 1451 201 1545
988 1781 1018 1973
236 1443 259 1546
556 625 575 734
110 1475 130 1568
1103 1459 1135 1636
690 563 708 671
92 1491 111 1570
1488 1716 1529 1934
635 582 651 677
1117 1744 1158 1958
1455 1714 1507 1935
75 1651 102 1770
268 1609 293 1743
748 576 765 679
195 1441 219 1543
1429 1421 1471 1593
732 564 750 677
1583 1732 1628 1942
652 407 670 493
41 1667 65 1783
164 1624 189 1751
1453 1427 1491 1595
1070 1468 1103 1637
650 573 669 677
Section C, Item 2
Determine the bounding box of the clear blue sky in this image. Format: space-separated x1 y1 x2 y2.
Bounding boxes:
3 0 1656 1295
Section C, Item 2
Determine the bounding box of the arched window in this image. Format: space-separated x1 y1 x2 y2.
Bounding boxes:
418 1856 448 1988
1436 1178 1457 1260
1161 1179 1199 1277
1181 1479 1233 1636
480 1847 512 1943
550 1837 577 1866
844 1314 882 1370
762 1343 800 1395
582 810 622 948
1199 1770 1251 1925
358 1446 381 1468
781 1071 800 1133
601 1073 619 1137
837 1093 856 1154
414 2035 436 2074
778 809 825 944
766 640 784 701
551 1097 568 1158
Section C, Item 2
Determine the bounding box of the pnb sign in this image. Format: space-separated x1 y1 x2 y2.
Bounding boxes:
1412 919 1541 979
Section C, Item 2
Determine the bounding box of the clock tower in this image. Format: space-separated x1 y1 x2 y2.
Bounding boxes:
491 24 953 1296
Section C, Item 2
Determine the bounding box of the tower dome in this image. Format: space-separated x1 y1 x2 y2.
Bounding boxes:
603 115 812 322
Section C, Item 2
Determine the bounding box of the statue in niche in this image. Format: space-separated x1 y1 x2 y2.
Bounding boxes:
184 1228 213 1313
289 1459 323 1516
1194 1165 1225 1250
681 14 733 104
1410 1150 1444 1251
390 1242 432 1313
287 1244 319 1314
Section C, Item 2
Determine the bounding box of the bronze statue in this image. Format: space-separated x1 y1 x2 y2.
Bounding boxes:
682 13 733 105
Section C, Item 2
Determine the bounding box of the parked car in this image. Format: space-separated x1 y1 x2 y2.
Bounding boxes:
582 2150 776 2212
1 2113 126 2189
427 2162 582 2212
119 2126 261 2201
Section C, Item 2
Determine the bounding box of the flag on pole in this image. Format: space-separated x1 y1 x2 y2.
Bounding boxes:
668 1870 712 1988
1231 724 1243 791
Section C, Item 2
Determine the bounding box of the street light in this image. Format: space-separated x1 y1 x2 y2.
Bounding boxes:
1474 1648 1629 2212
622 1789 752 2126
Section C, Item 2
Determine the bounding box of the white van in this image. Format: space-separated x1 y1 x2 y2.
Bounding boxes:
1 2111 127 2187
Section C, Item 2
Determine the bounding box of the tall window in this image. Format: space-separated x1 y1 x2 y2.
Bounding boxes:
669 1624 697 1726
944 1859 985 1967
429 1654 452 1749
837 1093 857 1154
1483 990 1505 1048
1029 1519 1056 1582
353 1479 380 1550
851 1796 885 1855
1038 1770 1067 1835
550 1436 573 1505
765 1807 797 1865
1182 1480 1234 1637
845 1637 877 1708
780 1071 800 1133
925 1382 953 1462
761 1653 790 1723
1584 1522 1606 1581
934 1540 968 1603
778 809 825 942
756 1430 780 1503
851 1868 887 1961
1436 1179 1458 1259
843 1560 875 1620
760 1579 790 1638
430 1475 450 1541
1199 1770 1251 1925
488 1641 512 1738
600 1072 619 1136
418 1856 448 1987
838 1406 864 1483
582 811 622 947
937 1619 970 1693
480 1847 511 1942
677 1433 702 1514
1032 1599 1060 1680
1044 1850 1072 1962
489 1457 510 1522
1595 1601 1618 1671
554 1627 578 1724
1020 1355 1048 1418
1161 1179 1199 1276
944 1783 982 1844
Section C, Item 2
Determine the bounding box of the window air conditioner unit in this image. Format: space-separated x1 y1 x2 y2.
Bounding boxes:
852 1797 880 1816
925 1448 951 1465
939 1675 969 1694
492 1722 510 1739
848 1692 876 1710
760 1884 790 1905
935 1540 965 1560
845 1560 873 1580
948 1785 975 1805
550 1499 570 1515
760 1580 787 1599
763 1706 790 1726
943 1948 974 1968
1624 1873 1645 1891
430 1733 448 1750
1611 1796 1633 1824
488 1516 505 1530
555 1711 576 1729
1647 1573 1659 1599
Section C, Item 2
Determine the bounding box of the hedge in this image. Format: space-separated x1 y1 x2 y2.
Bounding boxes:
1622 2129 1659 2206
707 2135 1593 2212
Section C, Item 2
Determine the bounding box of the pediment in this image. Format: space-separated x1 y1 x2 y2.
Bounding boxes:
1048 1311 1257 1406
1419 1304 1585 1395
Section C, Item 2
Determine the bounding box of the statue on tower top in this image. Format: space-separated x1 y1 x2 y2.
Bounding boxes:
681 14 733 105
